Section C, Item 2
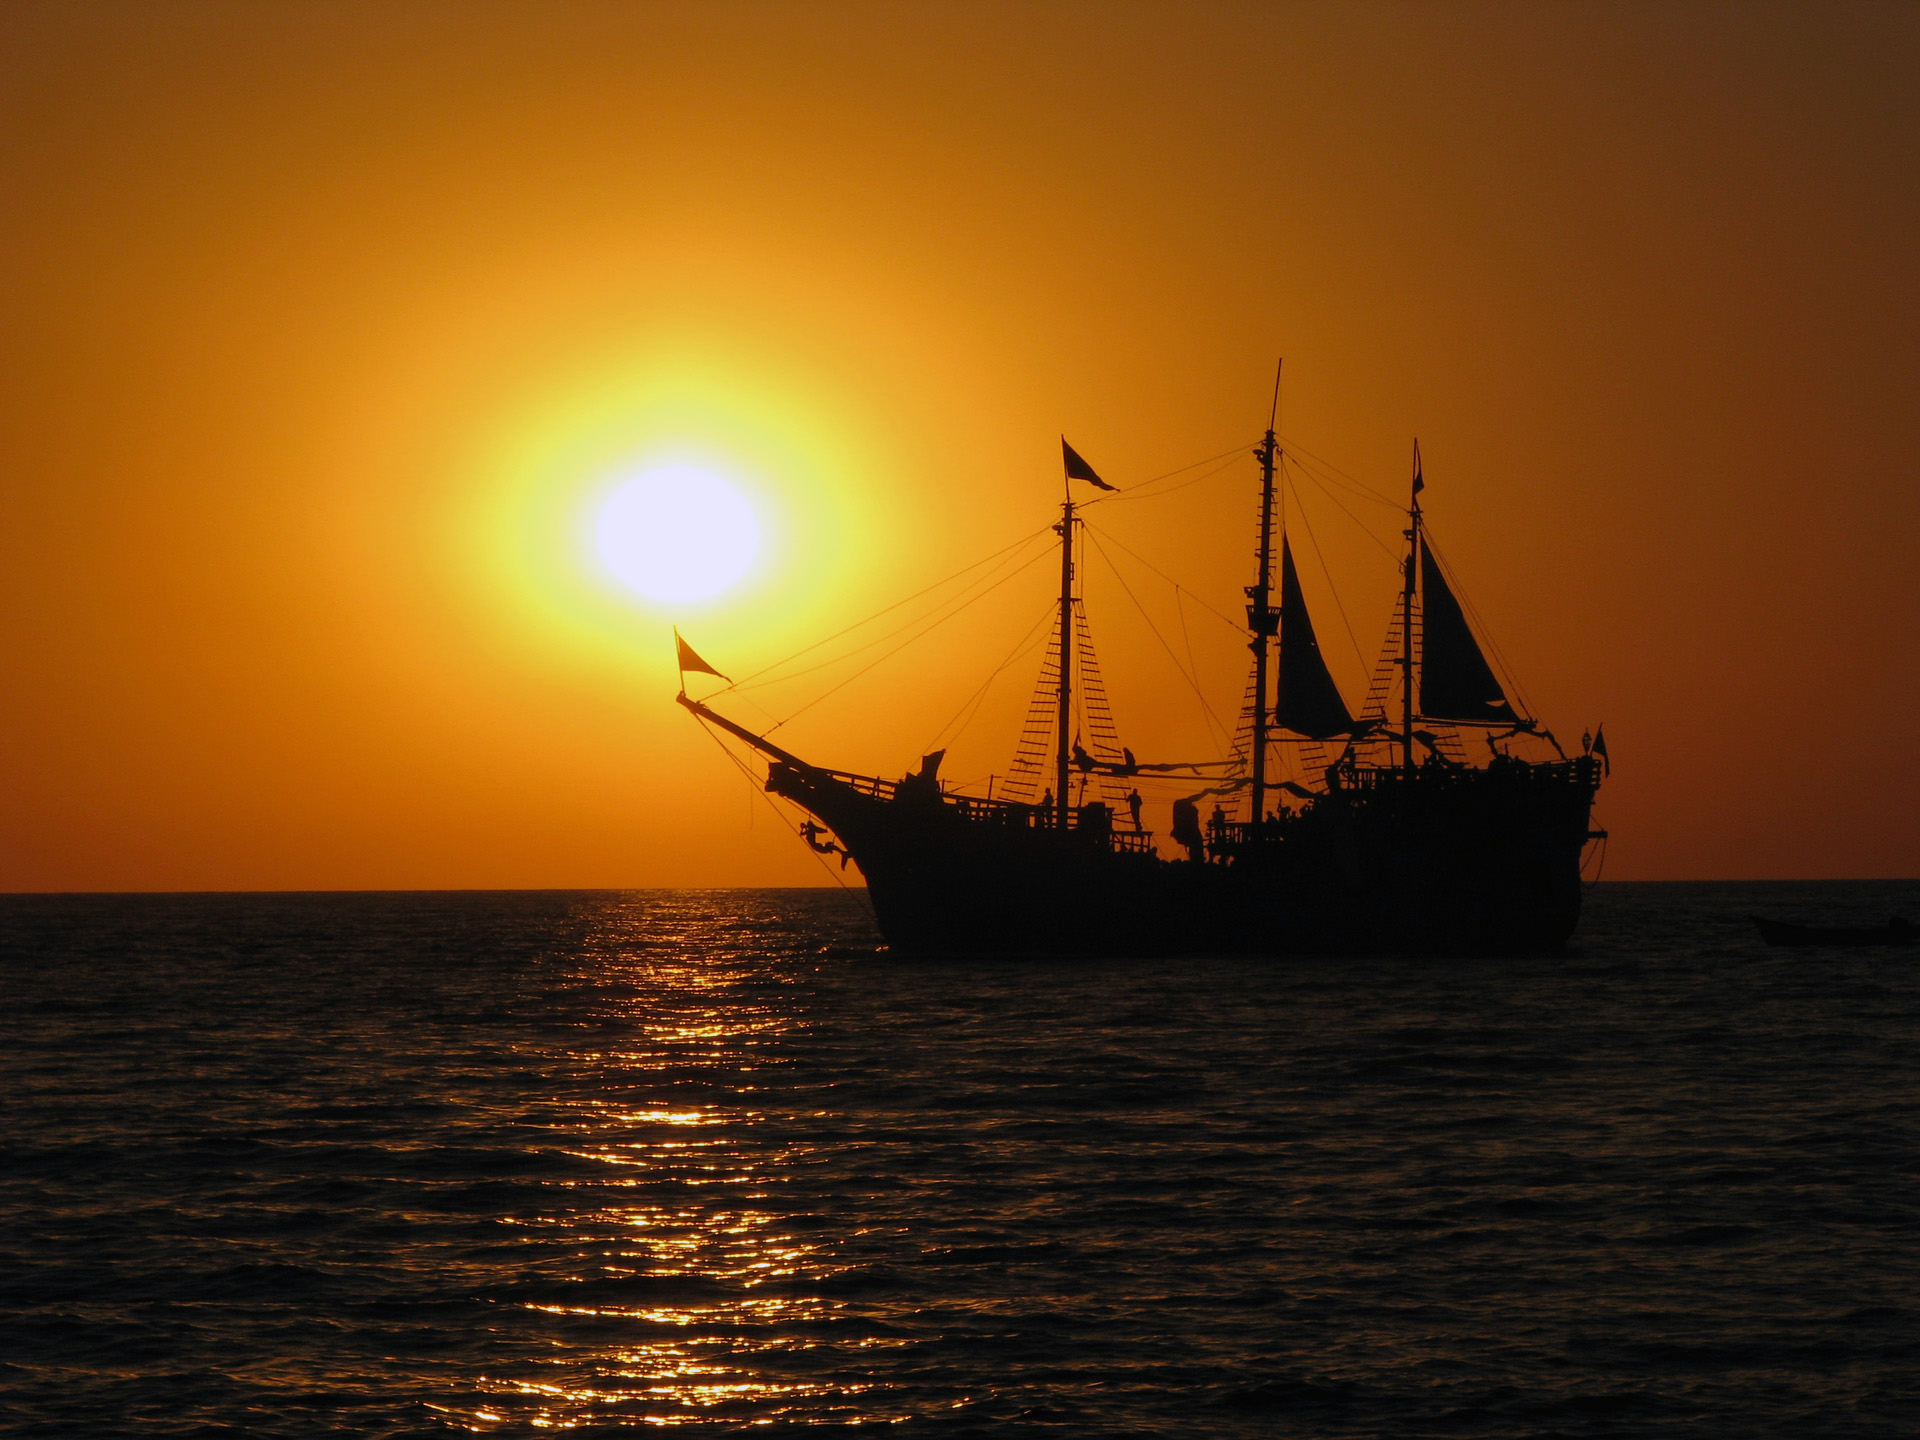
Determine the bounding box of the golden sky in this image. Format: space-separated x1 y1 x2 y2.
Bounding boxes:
3 2 1916 890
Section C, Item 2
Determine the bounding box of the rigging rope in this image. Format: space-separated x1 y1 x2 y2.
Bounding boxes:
690 715 878 922
1082 522 1244 633
766 540 1056 731
1172 588 1228 755
1089 450 1252 507
721 523 1053 693
1077 438 1260 507
1085 528 1236 754
735 531 1051 698
1287 454 1402 562
920 600 1057 758
1276 432 1403 509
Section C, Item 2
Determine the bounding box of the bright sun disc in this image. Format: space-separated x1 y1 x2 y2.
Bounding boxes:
593 464 759 604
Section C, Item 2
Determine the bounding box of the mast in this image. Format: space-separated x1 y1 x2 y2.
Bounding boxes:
1054 498 1075 829
1401 440 1423 778
1247 361 1282 827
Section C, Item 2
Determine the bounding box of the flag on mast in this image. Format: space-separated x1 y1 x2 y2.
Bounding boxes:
1591 725 1609 776
1061 437 1116 491
1412 439 1425 497
674 629 729 682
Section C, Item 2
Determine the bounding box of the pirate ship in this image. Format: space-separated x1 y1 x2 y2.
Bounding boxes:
677 383 1606 956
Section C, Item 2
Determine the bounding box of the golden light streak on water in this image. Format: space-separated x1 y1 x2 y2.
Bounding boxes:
438 898 911 1429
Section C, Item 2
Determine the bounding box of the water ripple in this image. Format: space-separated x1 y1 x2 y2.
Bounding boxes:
2 881 1917 1435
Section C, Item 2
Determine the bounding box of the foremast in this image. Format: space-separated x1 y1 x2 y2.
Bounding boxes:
1400 441 1423 778
1246 364 1281 828
1053 497 1075 830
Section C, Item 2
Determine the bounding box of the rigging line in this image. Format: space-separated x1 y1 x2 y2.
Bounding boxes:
1090 449 1254 507
1077 438 1260 509
718 523 1054 692
1118 438 1255 490
1284 447 1402 512
736 528 1052 694
770 542 1056 731
692 717 877 919
921 601 1057 756
1081 522 1245 632
1084 529 1235 752
1291 457 1401 561
1172 587 1232 754
1281 459 1370 674
711 686 786 732
1275 432 1401 508
734 530 1054 694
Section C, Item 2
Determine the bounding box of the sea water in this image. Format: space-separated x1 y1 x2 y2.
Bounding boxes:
2 881 1916 1436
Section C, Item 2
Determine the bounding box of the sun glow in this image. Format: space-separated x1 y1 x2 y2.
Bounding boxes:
593 463 759 604
455 343 901 688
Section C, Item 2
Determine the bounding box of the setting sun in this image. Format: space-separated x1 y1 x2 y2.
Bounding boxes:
592 462 760 605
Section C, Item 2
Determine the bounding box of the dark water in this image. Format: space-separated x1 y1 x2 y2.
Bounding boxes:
2 883 1917 1437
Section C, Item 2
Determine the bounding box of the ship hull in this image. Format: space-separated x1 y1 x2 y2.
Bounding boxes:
769 756 1602 958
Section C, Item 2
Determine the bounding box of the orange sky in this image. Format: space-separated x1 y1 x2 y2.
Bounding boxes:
3 2 1916 890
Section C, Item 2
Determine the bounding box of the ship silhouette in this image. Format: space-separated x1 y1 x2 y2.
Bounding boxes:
679 381 1606 956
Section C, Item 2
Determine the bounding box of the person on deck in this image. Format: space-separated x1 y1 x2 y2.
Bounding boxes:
1126 789 1143 831
1171 797 1203 861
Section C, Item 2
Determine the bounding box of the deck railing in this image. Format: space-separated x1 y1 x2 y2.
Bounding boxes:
816 769 898 801
806 765 1156 853
804 751 1594 863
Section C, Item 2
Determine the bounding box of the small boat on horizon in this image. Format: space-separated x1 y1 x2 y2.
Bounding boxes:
1752 915 1915 948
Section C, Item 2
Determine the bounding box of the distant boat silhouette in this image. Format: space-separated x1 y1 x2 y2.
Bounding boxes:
678 378 1606 956
1752 916 1914 948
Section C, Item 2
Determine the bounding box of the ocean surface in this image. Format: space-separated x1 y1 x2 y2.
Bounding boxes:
2 881 1916 1437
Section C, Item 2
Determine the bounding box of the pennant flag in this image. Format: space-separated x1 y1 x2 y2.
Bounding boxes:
1411 439 1425 496
1592 725 1609 776
1061 437 1117 491
673 629 729 682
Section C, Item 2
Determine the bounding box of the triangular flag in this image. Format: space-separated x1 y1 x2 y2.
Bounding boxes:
673 630 729 682
1061 437 1117 491
1591 725 1609 776
1411 439 1425 496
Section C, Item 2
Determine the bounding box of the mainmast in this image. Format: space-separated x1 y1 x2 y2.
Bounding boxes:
1400 441 1423 778
1246 363 1282 827
1054 498 1075 829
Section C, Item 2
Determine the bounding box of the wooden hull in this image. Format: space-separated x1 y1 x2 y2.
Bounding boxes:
769 757 1602 957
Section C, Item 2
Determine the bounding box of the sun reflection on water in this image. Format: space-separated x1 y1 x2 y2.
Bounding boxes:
445 895 911 1429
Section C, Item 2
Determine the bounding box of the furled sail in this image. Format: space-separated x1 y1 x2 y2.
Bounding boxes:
1418 538 1518 723
1275 537 1359 737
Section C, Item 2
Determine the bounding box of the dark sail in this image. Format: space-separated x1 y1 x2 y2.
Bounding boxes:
1275 538 1357 737
1418 538 1518 723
